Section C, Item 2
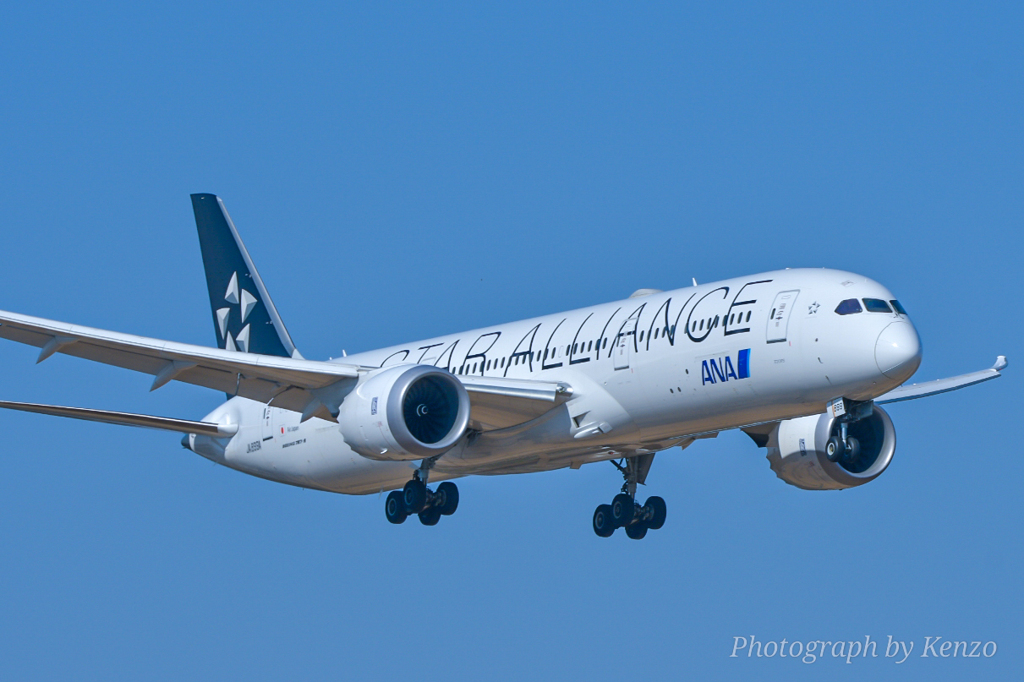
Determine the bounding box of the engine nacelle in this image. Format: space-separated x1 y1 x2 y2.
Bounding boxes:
338 364 471 462
765 406 896 490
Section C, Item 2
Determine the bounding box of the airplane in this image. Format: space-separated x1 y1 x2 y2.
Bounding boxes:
0 194 1007 539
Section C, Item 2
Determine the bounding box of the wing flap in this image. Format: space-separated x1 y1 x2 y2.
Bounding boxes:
458 375 573 430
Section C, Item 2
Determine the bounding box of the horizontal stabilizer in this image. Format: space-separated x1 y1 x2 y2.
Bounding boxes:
875 356 1007 405
0 400 238 436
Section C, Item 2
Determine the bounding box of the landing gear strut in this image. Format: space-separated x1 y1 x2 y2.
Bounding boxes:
384 459 459 526
592 455 666 540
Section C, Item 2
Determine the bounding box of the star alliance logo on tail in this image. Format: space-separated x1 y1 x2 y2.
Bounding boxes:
701 349 751 385
215 271 260 353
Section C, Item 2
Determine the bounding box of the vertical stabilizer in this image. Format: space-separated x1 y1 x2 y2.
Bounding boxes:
191 194 301 359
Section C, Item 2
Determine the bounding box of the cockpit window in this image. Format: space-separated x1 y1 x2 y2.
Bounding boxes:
863 298 893 313
890 300 907 315
835 299 863 315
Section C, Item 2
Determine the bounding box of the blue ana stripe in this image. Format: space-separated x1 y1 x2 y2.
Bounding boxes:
738 348 750 379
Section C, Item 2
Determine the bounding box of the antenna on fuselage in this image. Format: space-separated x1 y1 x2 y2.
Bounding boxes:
692 278 698 286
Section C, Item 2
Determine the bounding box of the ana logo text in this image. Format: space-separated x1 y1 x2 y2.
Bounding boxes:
702 349 751 385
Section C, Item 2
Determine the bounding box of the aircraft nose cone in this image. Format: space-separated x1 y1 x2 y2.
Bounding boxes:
875 321 922 381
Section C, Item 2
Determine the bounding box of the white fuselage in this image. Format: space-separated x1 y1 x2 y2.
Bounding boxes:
194 268 921 494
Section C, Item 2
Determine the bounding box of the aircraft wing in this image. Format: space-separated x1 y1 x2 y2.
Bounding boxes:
0 309 360 416
875 356 1007 405
0 310 571 430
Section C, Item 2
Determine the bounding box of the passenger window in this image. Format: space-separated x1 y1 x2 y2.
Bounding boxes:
863 298 892 313
891 300 908 315
835 299 863 315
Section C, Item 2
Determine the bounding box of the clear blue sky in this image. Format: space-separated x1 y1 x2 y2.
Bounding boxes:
0 3 1019 680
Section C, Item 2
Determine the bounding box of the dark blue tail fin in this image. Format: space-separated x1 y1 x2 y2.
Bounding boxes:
191 194 301 359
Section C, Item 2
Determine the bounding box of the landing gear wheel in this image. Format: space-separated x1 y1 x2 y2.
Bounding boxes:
593 504 615 537
419 506 442 526
385 491 408 524
403 479 427 513
611 493 635 527
826 435 845 462
625 522 648 540
436 481 459 516
844 436 860 463
645 496 667 530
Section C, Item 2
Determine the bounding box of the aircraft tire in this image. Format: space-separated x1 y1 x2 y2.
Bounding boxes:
611 493 635 527
625 522 648 540
844 436 861 462
593 504 615 537
826 436 845 462
646 496 667 530
385 491 408 524
419 507 442 526
437 481 459 516
403 479 427 513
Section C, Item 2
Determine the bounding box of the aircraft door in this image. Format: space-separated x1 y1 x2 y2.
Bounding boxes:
261 405 276 444
766 290 799 343
613 310 641 370
613 330 630 369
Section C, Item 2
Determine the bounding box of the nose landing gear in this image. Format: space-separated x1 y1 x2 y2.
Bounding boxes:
384 460 459 526
592 454 667 539
825 399 872 464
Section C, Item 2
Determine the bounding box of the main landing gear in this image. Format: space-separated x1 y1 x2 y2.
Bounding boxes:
384 461 459 526
592 455 666 540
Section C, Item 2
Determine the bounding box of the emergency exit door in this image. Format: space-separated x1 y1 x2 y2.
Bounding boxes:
766 290 799 343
